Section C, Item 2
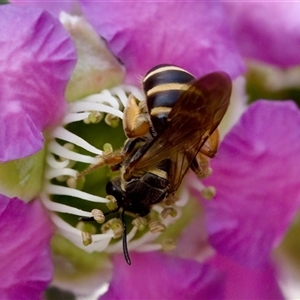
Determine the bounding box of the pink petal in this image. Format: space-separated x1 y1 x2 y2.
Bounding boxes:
0 195 54 299
10 0 77 17
210 254 284 300
191 100 300 267
224 2 300 67
0 5 76 162
101 252 226 300
79 1 245 85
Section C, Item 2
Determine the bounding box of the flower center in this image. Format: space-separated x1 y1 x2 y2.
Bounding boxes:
42 84 192 256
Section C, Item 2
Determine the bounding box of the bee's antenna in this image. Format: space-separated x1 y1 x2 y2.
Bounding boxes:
121 209 131 265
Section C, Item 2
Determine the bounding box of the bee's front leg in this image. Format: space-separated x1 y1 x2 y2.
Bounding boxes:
77 150 125 178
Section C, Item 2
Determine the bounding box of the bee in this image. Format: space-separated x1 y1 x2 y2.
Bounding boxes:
80 64 232 265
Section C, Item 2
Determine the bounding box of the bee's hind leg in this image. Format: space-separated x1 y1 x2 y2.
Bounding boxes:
123 95 150 139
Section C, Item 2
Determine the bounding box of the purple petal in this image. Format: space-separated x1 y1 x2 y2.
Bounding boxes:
0 195 54 299
80 1 245 85
0 5 76 162
101 252 226 300
191 100 300 267
10 0 77 17
224 2 300 67
210 254 284 300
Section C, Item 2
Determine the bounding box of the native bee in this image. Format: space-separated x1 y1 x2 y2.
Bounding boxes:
80 64 232 265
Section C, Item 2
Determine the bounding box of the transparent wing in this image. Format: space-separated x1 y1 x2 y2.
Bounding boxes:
125 71 232 192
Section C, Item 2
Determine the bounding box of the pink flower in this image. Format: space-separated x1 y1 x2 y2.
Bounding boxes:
102 100 300 299
198 101 300 268
0 195 53 299
0 4 76 297
0 5 76 162
2 2 300 299
79 1 245 85
224 2 300 67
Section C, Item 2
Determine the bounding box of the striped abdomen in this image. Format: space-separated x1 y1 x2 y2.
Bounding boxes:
143 64 195 134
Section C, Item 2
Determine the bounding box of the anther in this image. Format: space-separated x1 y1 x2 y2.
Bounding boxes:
161 238 176 251
91 209 105 223
148 220 166 233
106 195 118 211
103 143 113 154
201 186 216 200
88 111 103 124
163 194 178 206
66 177 77 189
81 231 93 246
132 217 147 231
105 114 119 128
161 207 178 219
101 218 123 239
76 221 97 234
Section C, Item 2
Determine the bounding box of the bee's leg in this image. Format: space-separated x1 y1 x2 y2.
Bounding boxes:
200 129 219 158
190 152 212 179
191 130 219 178
77 150 125 178
123 95 150 138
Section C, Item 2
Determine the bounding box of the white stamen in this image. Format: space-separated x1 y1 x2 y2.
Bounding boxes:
109 87 128 107
135 243 162 252
45 183 108 203
51 127 102 155
46 153 70 169
120 85 144 101
62 112 90 125
68 102 123 119
50 214 114 252
126 231 161 251
41 193 92 217
48 141 100 164
45 168 78 180
83 90 121 109
106 226 138 253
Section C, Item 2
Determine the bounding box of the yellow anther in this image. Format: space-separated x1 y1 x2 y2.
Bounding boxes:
148 220 166 233
161 207 178 219
161 238 176 251
91 209 105 224
105 114 119 128
106 195 118 211
103 143 113 154
132 217 148 231
88 111 103 123
201 186 216 200
101 218 123 239
81 231 93 246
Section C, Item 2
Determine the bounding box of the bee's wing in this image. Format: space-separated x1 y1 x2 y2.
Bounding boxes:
125 71 232 192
